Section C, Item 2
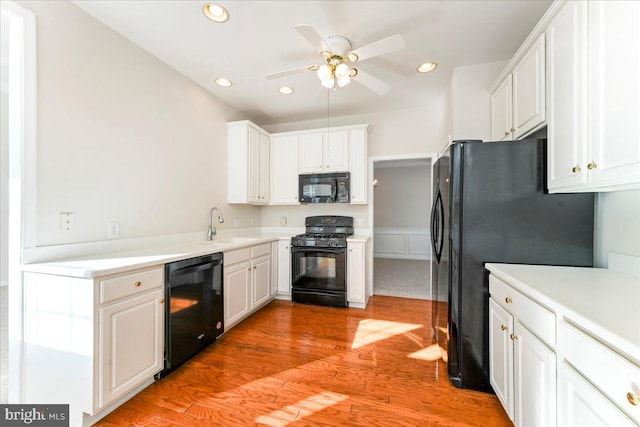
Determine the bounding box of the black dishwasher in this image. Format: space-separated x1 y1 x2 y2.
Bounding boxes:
159 253 223 377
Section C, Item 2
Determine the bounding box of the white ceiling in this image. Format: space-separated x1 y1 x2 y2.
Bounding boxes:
72 0 552 126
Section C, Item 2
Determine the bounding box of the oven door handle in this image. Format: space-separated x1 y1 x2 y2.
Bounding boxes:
290 246 345 255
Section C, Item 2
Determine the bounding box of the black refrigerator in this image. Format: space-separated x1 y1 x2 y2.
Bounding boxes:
430 139 594 392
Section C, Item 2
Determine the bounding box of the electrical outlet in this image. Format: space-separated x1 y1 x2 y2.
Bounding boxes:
251 217 255 226
356 217 364 226
107 222 120 238
234 218 244 228
280 216 287 226
59 212 75 231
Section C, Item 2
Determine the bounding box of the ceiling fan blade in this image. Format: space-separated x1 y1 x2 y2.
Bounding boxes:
295 24 329 53
351 69 390 95
349 35 405 62
266 65 315 80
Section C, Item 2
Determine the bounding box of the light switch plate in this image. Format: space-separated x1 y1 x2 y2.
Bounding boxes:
107 222 120 238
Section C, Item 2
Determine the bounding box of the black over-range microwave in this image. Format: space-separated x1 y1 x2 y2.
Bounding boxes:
299 172 350 203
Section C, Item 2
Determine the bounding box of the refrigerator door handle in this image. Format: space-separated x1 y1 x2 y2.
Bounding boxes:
431 190 444 263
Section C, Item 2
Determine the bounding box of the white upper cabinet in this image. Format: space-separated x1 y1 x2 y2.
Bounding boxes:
586 1 640 190
228 120 270 204
491 75 513 141
547 1 590 191
548 0 640 192
491 34 546 141
348 127 368 204
270 134 300 205
298 130 349 174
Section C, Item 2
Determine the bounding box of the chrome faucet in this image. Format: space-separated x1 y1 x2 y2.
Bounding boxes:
207 207 225 240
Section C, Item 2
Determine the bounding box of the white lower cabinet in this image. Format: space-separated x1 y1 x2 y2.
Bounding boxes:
558 362 635 427
489 275 556 427
23 267 165 426
99 288 164 408
224 243 273 329
347 240 370 307
277 239 291 296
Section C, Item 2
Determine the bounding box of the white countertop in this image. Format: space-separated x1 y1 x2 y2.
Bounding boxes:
485 263 640 365
22 232 289 279
22 229 372 279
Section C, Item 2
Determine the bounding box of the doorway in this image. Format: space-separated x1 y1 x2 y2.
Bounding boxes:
1 1 36 404
369 154 436 300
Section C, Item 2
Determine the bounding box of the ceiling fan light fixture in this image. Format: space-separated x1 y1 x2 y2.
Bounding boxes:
347 52 359 62
336 75 350 88
203 3 229 23
317 64 333 80
349 68 358 78
335 63 350 78
321 77 335 89
417 62 437 73
278 86 294 95
215 77 232 87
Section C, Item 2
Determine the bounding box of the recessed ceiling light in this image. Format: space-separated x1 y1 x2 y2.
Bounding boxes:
278 86 294 95
215 78 232 87
417 62 437 73
203 3 229 23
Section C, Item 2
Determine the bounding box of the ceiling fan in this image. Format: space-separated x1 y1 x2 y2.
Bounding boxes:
266 25 405 95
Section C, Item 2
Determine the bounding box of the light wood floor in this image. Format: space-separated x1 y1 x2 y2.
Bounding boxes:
96 297 511 426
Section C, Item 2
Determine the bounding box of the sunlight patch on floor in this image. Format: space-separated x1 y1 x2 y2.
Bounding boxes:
407 343 443 361
351 318 423 349
255 391 348 426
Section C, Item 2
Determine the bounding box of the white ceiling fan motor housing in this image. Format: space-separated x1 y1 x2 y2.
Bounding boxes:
326 35 352 58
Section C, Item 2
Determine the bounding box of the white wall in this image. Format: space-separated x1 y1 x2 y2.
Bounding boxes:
373 165 430 228
0 11 8 285
594 189 640 268
18 1 259 247
450 60 507 141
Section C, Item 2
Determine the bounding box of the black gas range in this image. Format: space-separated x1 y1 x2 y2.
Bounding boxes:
290 216 354 308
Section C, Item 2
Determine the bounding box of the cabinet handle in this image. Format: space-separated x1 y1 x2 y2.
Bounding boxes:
294 196 297 200
572 166 581 173
247 268 251 271
253 266 257 270
285 246 289 250
504 131 509 136
318 165 322 168
628 392 640 406
134 281 142 287
510 334 518 341
505 297 512 304
587 162 598 170
510 127 515 132
501 325 508 331
159 299 165 304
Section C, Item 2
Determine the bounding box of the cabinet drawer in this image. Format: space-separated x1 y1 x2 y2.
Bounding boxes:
489 275 556 346
251 243 271 258
559 321 640 425
224 248 251 265
99 267 163 304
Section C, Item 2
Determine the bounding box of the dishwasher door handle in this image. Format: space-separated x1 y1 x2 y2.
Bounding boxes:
170 260 221 278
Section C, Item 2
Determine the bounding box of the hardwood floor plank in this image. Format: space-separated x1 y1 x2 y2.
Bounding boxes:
95 296 512 427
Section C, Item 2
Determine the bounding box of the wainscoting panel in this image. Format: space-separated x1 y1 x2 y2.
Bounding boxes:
374 228 431 260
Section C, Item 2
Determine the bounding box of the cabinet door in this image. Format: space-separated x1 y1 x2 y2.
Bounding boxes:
248 126 262 203
513 322 556 427
270 135 300 204
489 298 514 421
277 240 291 295
224 261 252 328
251 254 271 309
491 75 512 141
324 130 349 172
349 128 367 204
99 289 164 408
270 242 278 296
546 1 589 191
513 34 546 139
558 362 635 427
347 242 365 303
258 132 270 203
588 1 640 189
298 132 324 173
